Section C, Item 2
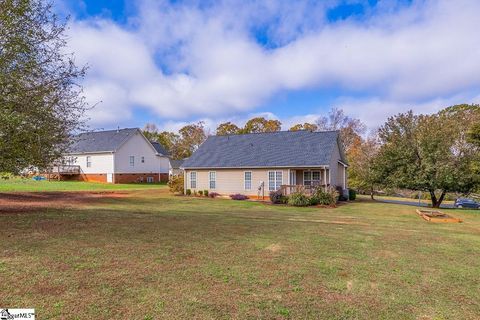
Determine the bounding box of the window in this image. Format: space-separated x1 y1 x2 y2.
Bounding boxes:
244 171 252 190
129 156 135 167
86 156 92 168
190 171 197 189
268 171 283 191
304 171 321 186
209 171 216 189
147 176 154 183
141 156 145 163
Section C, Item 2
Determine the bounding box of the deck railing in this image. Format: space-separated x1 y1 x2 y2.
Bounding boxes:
51 165 81 174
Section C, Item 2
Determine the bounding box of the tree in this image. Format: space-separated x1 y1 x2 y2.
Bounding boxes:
347 135 380 199
142 123 181 158
176 122 207 159
372 107 480 207
243 117 282 133
142 123 160 142
0 0 87 174
316 107 366 152
216 122 241 135
289 123 318 131
467 123 480 147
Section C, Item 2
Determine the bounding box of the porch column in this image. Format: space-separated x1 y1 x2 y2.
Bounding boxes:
343 166 347 189
287 169 291 185
323 168 327 192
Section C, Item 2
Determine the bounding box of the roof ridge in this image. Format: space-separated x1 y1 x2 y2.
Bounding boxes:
212 129 339 138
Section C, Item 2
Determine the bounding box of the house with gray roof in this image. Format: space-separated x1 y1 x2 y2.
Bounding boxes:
181 130 348 198
60 128 170 183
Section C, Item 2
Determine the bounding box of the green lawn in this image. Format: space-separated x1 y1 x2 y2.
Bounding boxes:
1 188 479 319
0 178 166 192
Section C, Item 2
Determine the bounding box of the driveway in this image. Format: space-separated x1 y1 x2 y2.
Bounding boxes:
374 198 455 209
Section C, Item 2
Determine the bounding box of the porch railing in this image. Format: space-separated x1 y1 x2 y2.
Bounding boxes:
279 184 332 196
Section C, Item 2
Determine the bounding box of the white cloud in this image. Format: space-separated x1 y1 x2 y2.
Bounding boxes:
64 0 480 128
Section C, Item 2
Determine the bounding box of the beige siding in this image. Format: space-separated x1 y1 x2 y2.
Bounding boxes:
184 169 289 196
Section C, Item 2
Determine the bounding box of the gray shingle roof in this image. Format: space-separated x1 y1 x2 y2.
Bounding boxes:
68 128 139 153
150 141 169 156
182 130 342 168
169 159 184 169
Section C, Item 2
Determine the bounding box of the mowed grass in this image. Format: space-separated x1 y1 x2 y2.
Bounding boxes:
0 178 166 192
1 188 480 319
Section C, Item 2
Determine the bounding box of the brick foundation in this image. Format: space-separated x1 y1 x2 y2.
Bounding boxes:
113 173 163 183
80 174 108 183
52 173 169 184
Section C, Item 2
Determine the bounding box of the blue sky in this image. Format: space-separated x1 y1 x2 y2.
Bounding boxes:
58 0 480 132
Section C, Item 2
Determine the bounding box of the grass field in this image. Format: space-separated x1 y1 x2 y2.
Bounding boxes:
0 178 166 192
1 187 479 319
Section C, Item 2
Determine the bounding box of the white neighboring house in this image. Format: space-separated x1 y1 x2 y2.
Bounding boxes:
60 128 170 183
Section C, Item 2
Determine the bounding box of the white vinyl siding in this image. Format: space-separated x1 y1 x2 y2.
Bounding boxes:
129 156 135 167
244 171 252 190
268 171 283 191
190 171 197 189
209 171 216 189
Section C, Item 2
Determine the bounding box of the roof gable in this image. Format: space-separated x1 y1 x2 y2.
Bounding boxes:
182 130 341 168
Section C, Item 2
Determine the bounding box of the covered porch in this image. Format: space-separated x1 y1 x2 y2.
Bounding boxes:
280 167 330 196
279 164 347 196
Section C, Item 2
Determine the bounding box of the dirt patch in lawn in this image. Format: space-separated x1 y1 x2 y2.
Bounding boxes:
0 191 129 213
265 243 282 253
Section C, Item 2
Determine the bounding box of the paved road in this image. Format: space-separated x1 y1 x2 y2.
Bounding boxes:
374 198 455 209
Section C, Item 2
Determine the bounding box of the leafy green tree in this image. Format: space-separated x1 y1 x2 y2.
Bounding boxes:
373 107 480 207
0 0 87 174
216 122 241 135
289 123 318 131
243 117 281 133
348 135 380 199
176 122 207 159
467 123 480 147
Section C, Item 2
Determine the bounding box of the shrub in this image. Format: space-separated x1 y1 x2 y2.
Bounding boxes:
288 192 310 207
312 187 337 206
167 175 184 194
204 190 209 197
198 190 203 196
270 190 288 204
209 192 220 198
185 189 192 196
349 189 357 201
230 194 248 200
193 190 198 196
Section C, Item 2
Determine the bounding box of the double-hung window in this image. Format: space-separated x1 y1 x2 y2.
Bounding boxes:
86 156 92 168
209 171 216 189
268 171 283 191
244 171 252 190
129 156 135 167
304 171 321 186
190 171 197 189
